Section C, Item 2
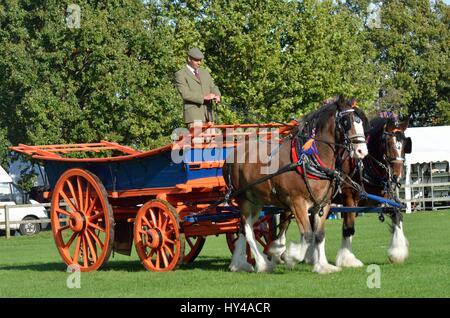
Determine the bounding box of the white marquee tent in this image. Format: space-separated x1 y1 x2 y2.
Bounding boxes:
404 126 450 212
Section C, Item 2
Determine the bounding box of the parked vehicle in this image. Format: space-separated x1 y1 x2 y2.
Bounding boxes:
0 166 48 236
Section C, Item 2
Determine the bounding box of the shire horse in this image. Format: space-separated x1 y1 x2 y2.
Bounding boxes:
223 96 369 274
335 114 412 267
269 113 412 268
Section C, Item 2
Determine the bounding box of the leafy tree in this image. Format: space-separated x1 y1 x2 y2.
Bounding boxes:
0 0 181 168
349 0 450 126
165 0 379 124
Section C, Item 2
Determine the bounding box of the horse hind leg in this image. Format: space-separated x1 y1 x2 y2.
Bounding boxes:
240 201 276 273
229 230 255 272
268 211 290 264
336 212 364 268
388 212 409 264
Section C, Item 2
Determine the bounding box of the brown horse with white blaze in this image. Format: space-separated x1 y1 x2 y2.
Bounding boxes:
223 97 369 274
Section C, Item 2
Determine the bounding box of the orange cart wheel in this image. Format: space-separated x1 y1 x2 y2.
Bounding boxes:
134 199 184 272
51 168 114 272
183 236 206 264
226 214 276 264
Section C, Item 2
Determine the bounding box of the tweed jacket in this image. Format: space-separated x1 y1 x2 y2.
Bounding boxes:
175 66 221 124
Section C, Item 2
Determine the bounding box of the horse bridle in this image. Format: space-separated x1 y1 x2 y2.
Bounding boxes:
335 108 366 154
382 130 412 164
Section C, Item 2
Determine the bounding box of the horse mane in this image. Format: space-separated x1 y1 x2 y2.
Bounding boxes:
302 100 339 135
301 97 369 135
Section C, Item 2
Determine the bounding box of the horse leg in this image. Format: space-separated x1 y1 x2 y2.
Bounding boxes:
388 211 409 263
240 201 275 273
283 199 315 269
336 211 364 268
312 205 341 274
229 221 255 272
268 211 291 264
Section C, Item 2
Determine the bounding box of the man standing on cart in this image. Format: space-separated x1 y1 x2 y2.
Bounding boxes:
175 47 221 127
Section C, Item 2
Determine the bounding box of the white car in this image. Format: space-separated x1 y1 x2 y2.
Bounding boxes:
0 167 48 236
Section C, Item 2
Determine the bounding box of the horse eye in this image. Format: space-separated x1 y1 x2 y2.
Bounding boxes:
354 116 361 124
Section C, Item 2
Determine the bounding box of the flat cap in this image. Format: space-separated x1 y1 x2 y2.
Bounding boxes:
187 47 204 60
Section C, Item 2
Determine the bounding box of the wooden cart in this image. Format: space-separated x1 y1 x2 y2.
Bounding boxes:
11 124 293 272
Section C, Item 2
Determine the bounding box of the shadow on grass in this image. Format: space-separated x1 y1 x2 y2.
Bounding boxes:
0 257 231 273
0 257 307 274
0 260 145 272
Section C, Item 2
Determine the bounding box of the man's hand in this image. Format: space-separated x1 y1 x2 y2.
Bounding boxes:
213 95 221 103
203 93 216 101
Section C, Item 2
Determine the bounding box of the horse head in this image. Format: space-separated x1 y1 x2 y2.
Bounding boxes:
334 96 369 159
382 116 412 184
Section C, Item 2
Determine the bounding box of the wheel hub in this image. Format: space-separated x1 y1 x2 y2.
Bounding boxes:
69 212 85 233
146 228 163 249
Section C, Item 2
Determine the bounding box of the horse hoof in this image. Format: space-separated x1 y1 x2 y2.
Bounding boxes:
256 266 272 273
313 263 342 274
229 262 255 273
336 249 364 268
388 248 408 264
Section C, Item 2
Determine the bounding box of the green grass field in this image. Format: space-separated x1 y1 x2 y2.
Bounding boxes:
1 211 449 298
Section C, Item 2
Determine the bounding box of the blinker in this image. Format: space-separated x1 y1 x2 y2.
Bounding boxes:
404 137 412 154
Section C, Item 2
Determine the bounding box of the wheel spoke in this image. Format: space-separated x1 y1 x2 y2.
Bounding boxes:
56 208 71 217
89 222 105 233
161 216 168 232
158 211 162 228
81 235 88 267
72 234 82 263
77 177 84 212
58 224 70 232
149 209 158 227
64 232 78 249
65 179 79 210
60 191 78 213
84 232 98 263
255 236 267 247
142 215 153 228
86 196 98 217
88 210 103 223
87 228 104 250
161 249 169 268
165 238 175 245
84 184 90 215
186 237 194 249
163 243 174 257
155 250 160 269
148 248 155 259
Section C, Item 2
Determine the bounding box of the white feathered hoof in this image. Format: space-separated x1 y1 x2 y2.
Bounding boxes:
336 249 364 268
268 243 286 264
229 261 255 273
255 258 276 273
283 243 303 269
388 246 409 264
313 263 342 275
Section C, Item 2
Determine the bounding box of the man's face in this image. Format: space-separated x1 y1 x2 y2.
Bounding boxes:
188 56 202 69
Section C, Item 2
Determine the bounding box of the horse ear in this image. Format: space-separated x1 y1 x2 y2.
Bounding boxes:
385 117 396 131
336 95 347 108
397 117 409 131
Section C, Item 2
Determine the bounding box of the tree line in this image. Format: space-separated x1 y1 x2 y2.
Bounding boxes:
0 0 448 166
